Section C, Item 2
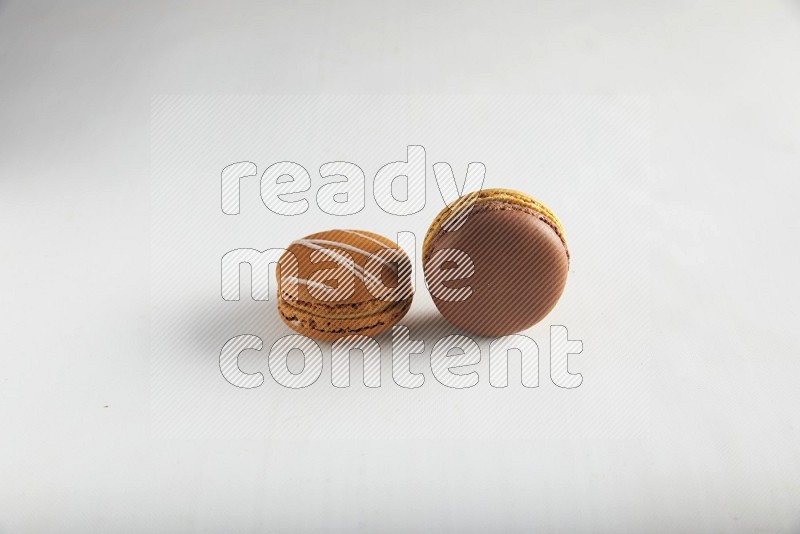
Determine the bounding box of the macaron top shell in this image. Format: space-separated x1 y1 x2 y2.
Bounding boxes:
423 188 568 265
422 189 569 337
277 229 413 320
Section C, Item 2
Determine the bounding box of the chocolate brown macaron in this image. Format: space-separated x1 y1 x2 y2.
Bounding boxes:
422 189 569 337
277 229 414 341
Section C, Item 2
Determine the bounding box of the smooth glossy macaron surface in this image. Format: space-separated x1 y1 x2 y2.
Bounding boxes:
423 191 569 337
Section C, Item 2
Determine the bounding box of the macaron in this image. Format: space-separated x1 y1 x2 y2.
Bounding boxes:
277 229 414 341
422 188 569 337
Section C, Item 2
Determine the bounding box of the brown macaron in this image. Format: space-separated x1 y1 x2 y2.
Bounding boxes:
276 229 414 341
422 188 569 337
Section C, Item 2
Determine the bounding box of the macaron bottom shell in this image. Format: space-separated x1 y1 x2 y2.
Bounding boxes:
277 297 412 341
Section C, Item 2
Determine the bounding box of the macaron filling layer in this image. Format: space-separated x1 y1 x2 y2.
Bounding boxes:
278 292 400 321
278 297 411 336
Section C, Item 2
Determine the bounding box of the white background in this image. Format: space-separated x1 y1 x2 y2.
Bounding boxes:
1 1 799 532
150 94 651 440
